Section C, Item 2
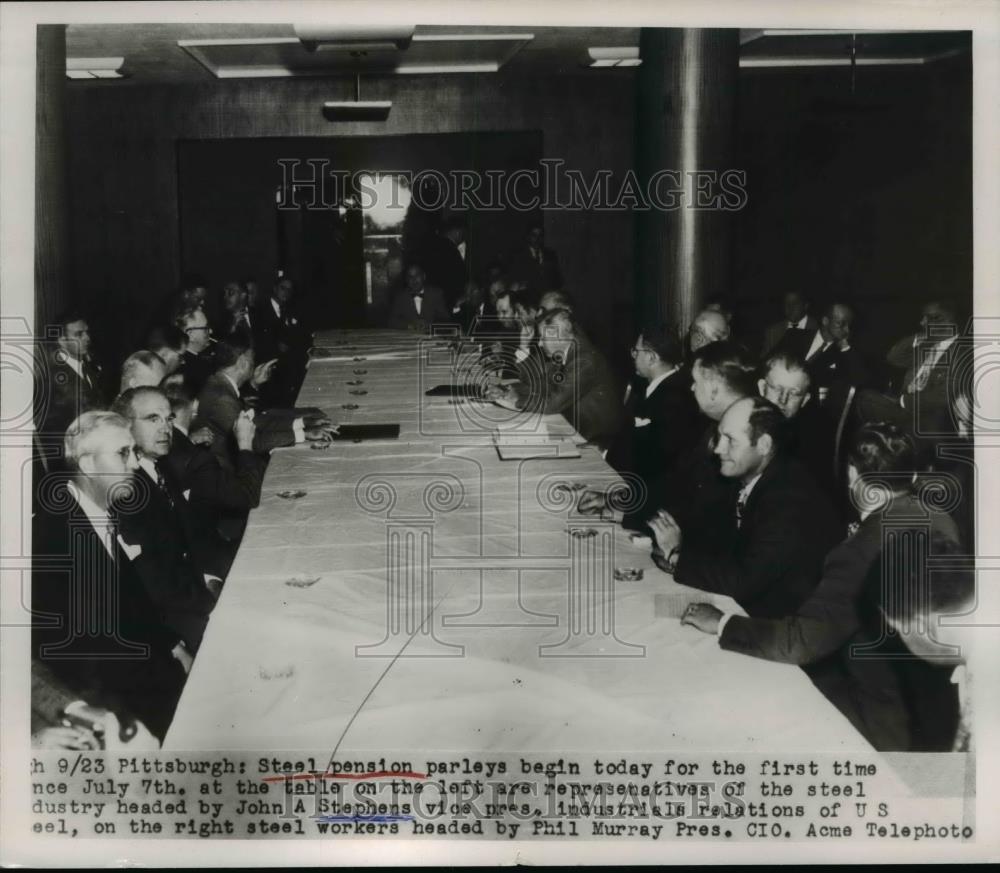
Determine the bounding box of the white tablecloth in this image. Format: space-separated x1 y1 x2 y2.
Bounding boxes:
165 330 869 752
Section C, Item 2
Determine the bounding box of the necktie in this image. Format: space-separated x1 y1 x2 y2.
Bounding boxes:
735 489 749 528
154 465 175 512
105 507 120 560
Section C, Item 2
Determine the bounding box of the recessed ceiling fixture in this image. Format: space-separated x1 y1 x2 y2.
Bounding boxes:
293 24 415 53
586 47 641 68
323 74 391 121
66 56 126 79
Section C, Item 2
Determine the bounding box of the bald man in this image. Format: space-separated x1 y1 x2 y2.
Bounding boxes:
688 309 731 355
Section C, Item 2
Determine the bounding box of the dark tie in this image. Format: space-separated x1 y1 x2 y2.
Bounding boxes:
153 465 175 512
736 490 748 529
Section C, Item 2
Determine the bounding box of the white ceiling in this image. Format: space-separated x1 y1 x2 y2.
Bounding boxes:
63 24 969 84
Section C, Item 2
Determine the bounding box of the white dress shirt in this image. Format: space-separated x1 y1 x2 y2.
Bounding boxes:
66 480 117 559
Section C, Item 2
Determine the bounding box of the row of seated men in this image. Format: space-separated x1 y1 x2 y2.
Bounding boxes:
474 291 975 753
31 277 340 749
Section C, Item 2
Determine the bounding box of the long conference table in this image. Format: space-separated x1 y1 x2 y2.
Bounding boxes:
165 330 869 753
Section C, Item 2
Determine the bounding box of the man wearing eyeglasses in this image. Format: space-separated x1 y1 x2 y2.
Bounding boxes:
111 387 219 652
759 352 839 504
31 411 188 741
175 307 216 395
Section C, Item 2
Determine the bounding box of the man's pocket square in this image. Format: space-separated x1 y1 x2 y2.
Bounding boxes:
116 535 143 561
634 417 652 427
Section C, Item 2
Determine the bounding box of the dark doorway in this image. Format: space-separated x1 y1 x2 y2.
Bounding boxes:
178 132 543 328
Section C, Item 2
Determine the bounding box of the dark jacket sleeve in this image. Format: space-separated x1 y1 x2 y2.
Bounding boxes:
717 526 879 664
886 334 917 370
673 485 810 603
183 447 265 511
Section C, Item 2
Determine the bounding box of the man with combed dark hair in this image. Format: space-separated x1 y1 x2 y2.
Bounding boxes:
775 301 870 399
632 340 755 547
680 421 965 752
111 387 220 650
36 309 107 442
651 396 840 618
162 382 265 565
147 324 189 378
490 308 622 450
32 410 187 740
605 323 701 525
194 337 336 468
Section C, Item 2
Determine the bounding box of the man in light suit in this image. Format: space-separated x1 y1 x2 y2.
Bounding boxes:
651 396 841 618
855 298 964 457
32 411 187 740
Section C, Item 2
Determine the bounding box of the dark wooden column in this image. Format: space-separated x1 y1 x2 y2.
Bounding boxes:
35 24 70 332
634 28 739 332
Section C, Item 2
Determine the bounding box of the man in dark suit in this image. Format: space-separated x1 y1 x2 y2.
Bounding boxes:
761 291 818 357
174 307 216 396
652 396 841 618
147 324 189 384
193 337 335 468
507 222 562 295
253 277 310 405
681 422 964 752
686 309 731 359
36 311 107 446
111 387 221 650
605 324 701 525
32 411 187 740
387 264 452 332
421 215 469 310
758 351 839 501
162 383 265 560
490 308 622 451
774 302 870 399
646 340 756 548
254 277 307 359
218 279 255 342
